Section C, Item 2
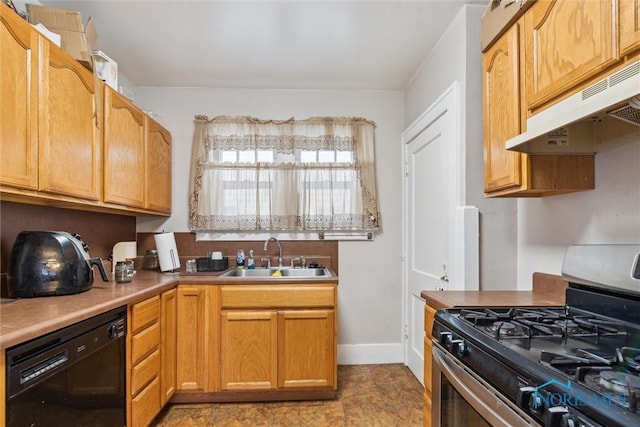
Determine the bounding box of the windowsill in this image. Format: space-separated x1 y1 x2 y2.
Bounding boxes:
195 231 374 241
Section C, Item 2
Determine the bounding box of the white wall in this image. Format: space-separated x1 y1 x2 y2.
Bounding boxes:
516 140 640 288
134 88 405 363
403 5 518 290
404 5 639 290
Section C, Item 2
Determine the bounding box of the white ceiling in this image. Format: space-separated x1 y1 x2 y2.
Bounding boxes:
39 0 487 90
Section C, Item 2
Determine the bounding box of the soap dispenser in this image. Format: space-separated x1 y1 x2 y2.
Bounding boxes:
236 249 245 269
247 249 255 269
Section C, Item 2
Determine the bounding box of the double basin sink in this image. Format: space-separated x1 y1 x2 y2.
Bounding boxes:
220 267 331 278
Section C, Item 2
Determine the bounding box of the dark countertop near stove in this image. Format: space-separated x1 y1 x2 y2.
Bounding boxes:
0 268 338 350
421 272 567 310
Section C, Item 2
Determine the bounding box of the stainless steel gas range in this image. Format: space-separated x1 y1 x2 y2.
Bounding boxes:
431 245 640 427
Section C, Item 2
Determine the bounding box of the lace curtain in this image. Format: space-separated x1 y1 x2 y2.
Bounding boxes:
189 115 380 232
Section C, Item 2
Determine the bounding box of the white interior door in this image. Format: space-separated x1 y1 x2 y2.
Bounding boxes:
401 82 478 384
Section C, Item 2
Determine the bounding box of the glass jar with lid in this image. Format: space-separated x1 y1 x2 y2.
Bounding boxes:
143 249 159 270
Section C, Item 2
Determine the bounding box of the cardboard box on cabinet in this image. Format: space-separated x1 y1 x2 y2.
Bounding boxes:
26 3 97 70
481 0 535 52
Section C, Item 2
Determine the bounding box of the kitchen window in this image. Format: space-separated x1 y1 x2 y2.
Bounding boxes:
189 115 380 236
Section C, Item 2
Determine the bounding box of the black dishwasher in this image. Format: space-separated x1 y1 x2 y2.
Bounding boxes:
6 306 127 427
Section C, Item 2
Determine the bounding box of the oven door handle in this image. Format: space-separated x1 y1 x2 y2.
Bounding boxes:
432 344 536 427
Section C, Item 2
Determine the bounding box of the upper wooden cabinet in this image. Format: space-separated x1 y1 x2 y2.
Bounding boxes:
620 0 640 57
0 7 172 216
1 6 101 201
524 0 617 111
482 21 595 197
145 116 172 213
0 7 39 191
483 23 523 193
104 87 146 208
103 89 172 213
39 40 102 201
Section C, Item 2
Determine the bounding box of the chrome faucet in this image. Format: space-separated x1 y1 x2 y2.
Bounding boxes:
264 237 283 267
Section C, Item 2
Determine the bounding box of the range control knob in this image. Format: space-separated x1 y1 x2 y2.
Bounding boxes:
545 406 571 427
439 332 452 347
450 339 467 357
560 413 577 427
517 386 546 414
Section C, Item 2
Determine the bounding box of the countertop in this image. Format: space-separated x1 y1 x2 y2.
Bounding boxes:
0 268 338 350
420 273 568 310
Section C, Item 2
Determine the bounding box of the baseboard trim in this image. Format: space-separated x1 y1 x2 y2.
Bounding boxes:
337 343 404 365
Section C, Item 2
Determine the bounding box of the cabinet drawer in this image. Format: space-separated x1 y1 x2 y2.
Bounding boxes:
131 376 161 427
132 296 160 334
132 322 160 365
131 349 160 397
220 285 335 309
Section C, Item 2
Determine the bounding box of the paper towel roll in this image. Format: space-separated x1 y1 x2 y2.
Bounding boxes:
154 232 181 272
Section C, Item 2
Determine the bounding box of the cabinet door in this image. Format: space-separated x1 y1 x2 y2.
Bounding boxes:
176 285 207 391
424 336 433 427
620 0 640 57
277 310 335 389
39 42 101 200
483 24 524 193
103 87 146 208
160 289 177 405
220 310 278 391
146 117 172 213
0 8 39 190
525 0 617 110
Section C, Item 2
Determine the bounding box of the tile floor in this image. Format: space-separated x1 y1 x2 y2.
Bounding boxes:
152 364 424 426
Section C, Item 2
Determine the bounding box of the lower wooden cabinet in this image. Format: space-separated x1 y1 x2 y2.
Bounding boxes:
129 296 161 427
131 376 161 427
160 288 177 404
220 310 278 391
0 350 5 425
218 307 336 392
175 285 208 392
423 304 436 427
129 282 337 423
278 309 335 389
129 289 177 427
218 284 337 395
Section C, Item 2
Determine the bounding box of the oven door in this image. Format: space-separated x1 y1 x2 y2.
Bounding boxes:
432 342 539 427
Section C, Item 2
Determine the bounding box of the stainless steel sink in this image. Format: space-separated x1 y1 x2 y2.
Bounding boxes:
220 267 331 278
279 268 329 277
220 268 274 277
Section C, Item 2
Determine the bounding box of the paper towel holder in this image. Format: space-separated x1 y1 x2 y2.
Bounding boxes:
154 232 181 272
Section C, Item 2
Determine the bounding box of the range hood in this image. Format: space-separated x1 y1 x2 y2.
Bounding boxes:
506 60 640 154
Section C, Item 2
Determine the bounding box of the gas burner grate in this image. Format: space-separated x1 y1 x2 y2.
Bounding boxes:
457 307 628 340
541 348 615 374
459 308 514 324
